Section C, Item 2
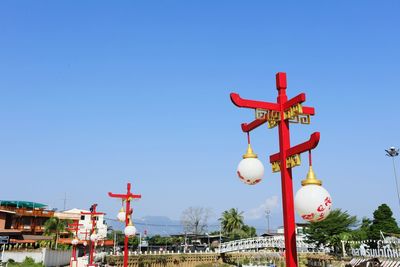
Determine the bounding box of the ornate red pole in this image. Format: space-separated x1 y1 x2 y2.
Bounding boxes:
231 72 320 267
124 193 130 266
81 204 105 267
108 183 142 267
276 73 297 267
67 220 82 267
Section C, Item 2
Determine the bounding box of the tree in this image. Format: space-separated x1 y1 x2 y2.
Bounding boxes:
352 217 372 241
220 208 244 234
241 225 257 238
305 209 357 252
368 204 400 240
180 207 212 236
219 208 256 240
43 217 68 249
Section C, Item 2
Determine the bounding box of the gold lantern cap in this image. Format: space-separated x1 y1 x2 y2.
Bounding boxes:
301 166 322 186
243 144 257 159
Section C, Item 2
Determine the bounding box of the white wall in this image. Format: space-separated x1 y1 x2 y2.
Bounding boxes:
2 248 72 267
43 249 72 267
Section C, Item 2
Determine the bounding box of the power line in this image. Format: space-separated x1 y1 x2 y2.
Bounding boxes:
104 217 270 231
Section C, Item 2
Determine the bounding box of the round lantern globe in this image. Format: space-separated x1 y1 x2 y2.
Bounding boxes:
117 210 126 222
83 241 87 246
237 158 264 185
294 184 332 222
90 234 98 242
124 225 136 237
71 238 79 245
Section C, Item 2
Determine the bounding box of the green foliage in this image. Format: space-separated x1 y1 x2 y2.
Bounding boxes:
219 208 257 241
220 208 244 234
7 257 44 267
107 230 125 246
305 209 357 252
368 204 400 240
43 217 69 250
352 217 372 241
242 225 257 237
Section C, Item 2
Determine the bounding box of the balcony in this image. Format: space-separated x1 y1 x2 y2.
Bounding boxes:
0 206 54 217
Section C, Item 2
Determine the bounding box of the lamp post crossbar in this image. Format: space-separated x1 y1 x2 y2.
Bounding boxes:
230 72 320 267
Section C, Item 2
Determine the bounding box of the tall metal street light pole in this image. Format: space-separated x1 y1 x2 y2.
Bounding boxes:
386 147 400 211
230 72 332 267
265 209 271 234
108 182 142 267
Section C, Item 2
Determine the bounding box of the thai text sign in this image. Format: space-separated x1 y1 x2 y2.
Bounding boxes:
351 246 400 259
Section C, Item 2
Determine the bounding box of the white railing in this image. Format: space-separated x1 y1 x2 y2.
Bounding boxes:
218 236 317 253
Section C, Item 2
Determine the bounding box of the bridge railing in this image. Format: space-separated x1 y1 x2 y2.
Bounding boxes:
217 236 317 253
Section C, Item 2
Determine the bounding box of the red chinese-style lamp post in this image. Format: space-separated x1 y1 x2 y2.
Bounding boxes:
67 220 82 267
230 72 332 267
108 183 142 267
81 204 104 267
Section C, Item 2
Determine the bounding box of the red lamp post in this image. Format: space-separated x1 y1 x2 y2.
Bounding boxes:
67 220 82 267
231 72 323 267
108 183 142 267
81 204 105 267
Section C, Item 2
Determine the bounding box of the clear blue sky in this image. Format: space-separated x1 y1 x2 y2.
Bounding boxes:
1 1 400 231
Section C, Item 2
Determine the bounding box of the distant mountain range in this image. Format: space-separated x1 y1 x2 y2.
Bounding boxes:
105 215 275 236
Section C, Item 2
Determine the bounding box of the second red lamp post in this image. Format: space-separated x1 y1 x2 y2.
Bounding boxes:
109 183 142 267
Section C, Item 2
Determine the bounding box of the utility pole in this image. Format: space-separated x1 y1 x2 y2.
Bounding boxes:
386 147 400 212
63 192 67 210
265 209 271 234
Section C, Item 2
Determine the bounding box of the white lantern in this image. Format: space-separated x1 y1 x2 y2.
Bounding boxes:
71 238 79 245
236 144 264 185
90 233 98 241
83 241 87 246
294 166 332 222
124 224 136 237
117 208 126 222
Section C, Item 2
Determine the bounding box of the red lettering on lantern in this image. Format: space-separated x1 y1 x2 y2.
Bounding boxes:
301 213 315 220
317 205 325 212
324 197 332 206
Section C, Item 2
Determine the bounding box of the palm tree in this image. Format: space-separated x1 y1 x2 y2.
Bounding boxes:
43 217 68 249
220 208 244 235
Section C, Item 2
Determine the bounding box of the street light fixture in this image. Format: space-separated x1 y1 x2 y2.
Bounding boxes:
124 220 137 237
108 183 142 267
386 146 400 211
294 151 332 222
117 205 126 222
237 135 265 185
230 72 332 267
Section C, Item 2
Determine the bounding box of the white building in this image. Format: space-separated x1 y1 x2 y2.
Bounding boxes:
55 208 108 240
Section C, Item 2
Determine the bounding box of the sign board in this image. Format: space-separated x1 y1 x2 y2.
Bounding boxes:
0 236 9 245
